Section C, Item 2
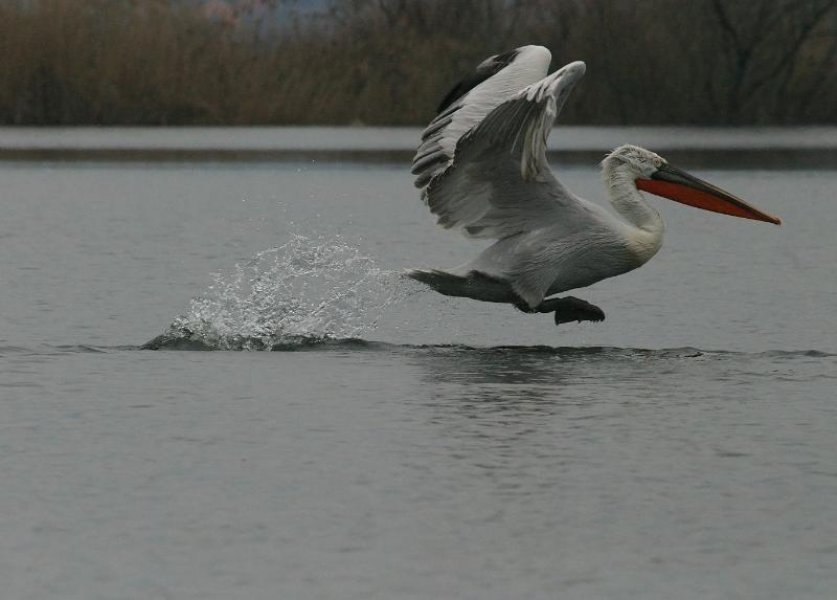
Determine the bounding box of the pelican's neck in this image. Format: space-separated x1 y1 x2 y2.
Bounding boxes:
602 160 664 262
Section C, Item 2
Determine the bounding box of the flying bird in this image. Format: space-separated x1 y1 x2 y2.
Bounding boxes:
407 45 781 325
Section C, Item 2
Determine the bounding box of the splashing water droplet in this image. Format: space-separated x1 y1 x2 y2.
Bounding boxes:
145 234 412 350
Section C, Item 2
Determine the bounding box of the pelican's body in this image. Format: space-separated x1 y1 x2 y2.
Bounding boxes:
408 46 780 324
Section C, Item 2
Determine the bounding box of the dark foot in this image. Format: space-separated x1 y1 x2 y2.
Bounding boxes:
534 296 606 325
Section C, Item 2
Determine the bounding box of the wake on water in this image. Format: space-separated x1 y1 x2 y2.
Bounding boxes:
140 234 837 358
143 234 415 351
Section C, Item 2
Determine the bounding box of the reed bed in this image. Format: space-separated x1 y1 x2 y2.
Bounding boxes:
0 0 834 125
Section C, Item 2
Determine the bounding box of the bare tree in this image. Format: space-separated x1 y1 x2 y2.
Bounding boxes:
1 0 835 124
709 0 837 122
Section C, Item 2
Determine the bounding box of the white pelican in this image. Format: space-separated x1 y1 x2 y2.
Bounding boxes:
408 45 781 325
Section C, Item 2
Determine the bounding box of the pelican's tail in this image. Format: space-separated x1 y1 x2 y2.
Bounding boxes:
404 268 516 304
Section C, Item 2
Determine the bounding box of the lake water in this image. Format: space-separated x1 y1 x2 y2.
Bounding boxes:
1 127 836 599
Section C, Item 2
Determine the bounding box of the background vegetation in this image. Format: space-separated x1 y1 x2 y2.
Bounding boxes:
1 0 835 125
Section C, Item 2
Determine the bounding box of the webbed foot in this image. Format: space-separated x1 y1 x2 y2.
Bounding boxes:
535 296 606 325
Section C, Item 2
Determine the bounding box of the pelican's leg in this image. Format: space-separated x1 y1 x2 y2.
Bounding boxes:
534 296 606 325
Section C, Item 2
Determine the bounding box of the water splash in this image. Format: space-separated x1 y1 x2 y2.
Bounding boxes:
144 234 411 350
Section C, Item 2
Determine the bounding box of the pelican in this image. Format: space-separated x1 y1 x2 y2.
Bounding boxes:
407 45 781 325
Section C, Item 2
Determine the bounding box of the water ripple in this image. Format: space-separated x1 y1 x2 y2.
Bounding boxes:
136 336 836 361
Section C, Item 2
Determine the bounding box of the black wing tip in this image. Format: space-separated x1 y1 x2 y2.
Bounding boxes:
435 47 521 114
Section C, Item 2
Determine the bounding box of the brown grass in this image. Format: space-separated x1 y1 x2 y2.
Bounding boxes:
0 0 835 125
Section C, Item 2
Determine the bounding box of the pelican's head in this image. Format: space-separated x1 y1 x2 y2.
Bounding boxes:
603 145 781 225
604 144 665 178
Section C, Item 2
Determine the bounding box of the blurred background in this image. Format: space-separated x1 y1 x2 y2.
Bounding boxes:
1 0 835 126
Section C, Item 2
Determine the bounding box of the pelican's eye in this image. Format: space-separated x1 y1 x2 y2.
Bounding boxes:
652 156 663 168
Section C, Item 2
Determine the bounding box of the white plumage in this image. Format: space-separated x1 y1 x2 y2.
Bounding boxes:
407 45 781 325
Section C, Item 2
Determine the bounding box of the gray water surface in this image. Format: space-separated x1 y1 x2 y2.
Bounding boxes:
1 129 836 599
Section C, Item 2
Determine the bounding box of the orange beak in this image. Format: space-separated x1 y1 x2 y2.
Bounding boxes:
636 163 781 225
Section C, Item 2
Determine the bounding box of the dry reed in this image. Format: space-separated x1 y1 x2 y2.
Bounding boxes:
0 0 834 125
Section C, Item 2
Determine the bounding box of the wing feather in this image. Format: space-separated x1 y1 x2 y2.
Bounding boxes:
418 61 588 240
411 45 552 191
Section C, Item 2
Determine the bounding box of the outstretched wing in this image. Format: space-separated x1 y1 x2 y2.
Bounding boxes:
412 45 552 189
413 60 588 240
